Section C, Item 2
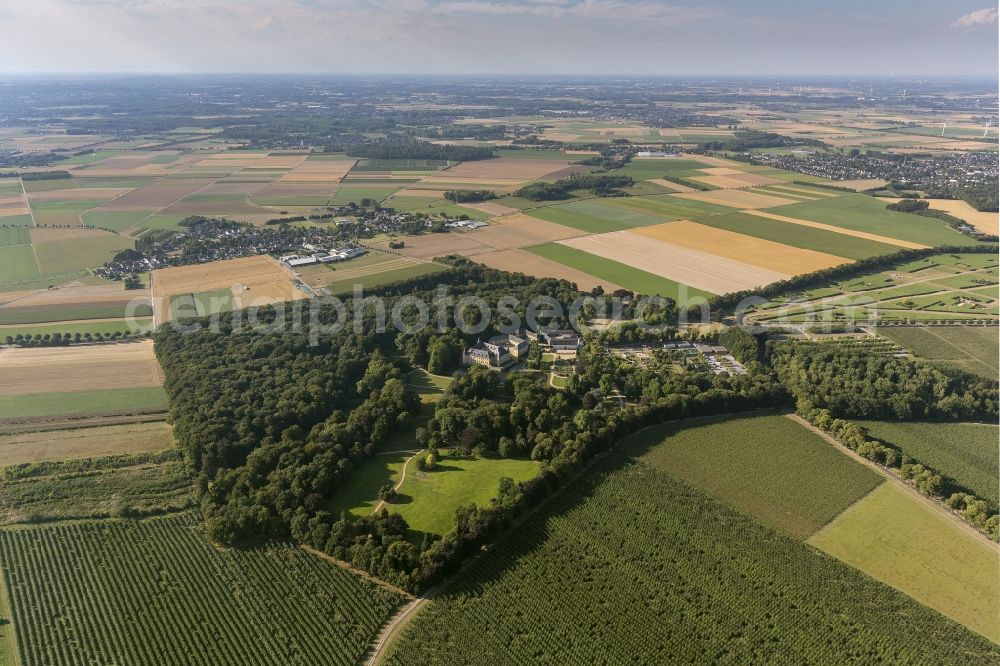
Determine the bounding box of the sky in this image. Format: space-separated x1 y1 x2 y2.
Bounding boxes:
0 0 997 76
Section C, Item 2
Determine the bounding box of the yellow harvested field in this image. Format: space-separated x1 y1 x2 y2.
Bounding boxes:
473 249 622 293
559 231 789 294
742 209 930 249
646 178 696 193
0 340 163 396
698 167 745 176
249 154 308 169
153 255 300 297
631 221 849 274
924 199 999 235
153 255 305 321
469 214 584 250
98 178 217 210
456 201 522 216
389 233 496 260
278 159 356 182
690 154 749 168
673 188 799 209
0 421 175 467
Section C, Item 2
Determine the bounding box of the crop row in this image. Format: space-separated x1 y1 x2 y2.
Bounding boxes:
0 512 405 665
387 454 1000 664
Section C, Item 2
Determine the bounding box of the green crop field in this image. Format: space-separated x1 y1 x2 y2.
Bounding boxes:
32 234 134 273
0 449 192 524
0 512 405 666
0 318 153 340
614 158 708 180
692 211 901 260
0 228 29 247
328 186 401 206
526 243 712 302
857 420 999 509
383 196 490 219
170 289 238 319
387 452 539 540
808 483 1000 643
321 262 446 296
527 198 672 233
606 193 734 219
81 209 155 232
22 179 77 193
0 246 39 285
633 414 883 538
0 214 32 228
0 302 151 325
387 447 998 664
29 200 108 226
0 387 168 419
880 326 998 380
776 195 982 247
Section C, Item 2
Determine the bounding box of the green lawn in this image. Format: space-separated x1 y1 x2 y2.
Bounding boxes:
526 243 712 302
631 414 884 539
388 452 540 540
777 195 982 247
692 211 902 260
858 421 999 509
32 234 134 274
0 387 168 419
808 482 1000 643
0 246 39 286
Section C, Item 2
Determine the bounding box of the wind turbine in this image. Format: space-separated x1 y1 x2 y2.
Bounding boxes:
985 119 994 138
940 122 948 136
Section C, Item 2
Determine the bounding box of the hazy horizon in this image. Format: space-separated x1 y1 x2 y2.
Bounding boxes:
2 1 997 77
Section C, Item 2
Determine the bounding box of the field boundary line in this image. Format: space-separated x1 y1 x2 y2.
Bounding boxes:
787 414 999 550
742 208 929 249
17 177 35 229
366 408 776 663
300 544 414 599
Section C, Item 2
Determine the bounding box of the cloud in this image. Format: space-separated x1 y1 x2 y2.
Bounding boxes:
951 7 998 28
429 0 711 24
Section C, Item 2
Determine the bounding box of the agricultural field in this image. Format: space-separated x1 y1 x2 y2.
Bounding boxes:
879 326 999 380
0 448 192 524
632 414 883 539
527 243 711 302
0 421 176 467
295 252 447 296
0 512 406 666
808 483 1000 643
472 248 621 293
0 340 162 396
386 442 997 664
775 195 981 247
556 230 789 294
750 252 999 325
0 387 168 421
857 421 999 509
152 255 306 322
